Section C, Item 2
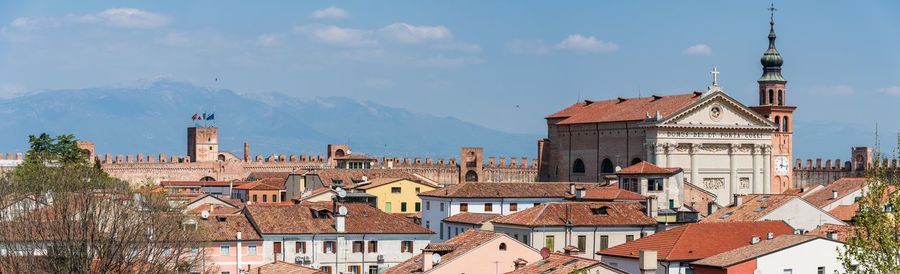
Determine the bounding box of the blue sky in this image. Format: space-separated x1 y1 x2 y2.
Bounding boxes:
1 1 900 160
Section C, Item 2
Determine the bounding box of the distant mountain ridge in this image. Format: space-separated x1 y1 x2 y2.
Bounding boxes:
0 79 539 158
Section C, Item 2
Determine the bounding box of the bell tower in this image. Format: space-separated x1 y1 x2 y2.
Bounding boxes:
750 4 796 194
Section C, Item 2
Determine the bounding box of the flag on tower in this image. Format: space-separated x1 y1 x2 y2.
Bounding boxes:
206 113 215 120
191 113 199 121
202 113 207 120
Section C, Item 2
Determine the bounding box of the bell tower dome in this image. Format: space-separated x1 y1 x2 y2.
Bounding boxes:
750 3 796 194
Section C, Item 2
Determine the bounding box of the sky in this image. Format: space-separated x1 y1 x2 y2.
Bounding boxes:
2 1 900 160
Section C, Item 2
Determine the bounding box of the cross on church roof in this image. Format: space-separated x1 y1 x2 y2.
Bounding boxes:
768 3 777 23
711 66 720 86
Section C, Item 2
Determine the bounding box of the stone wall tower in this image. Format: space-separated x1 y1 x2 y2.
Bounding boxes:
851 147 873 173
750 4 796 193
187 127 219 162
459 147 484 183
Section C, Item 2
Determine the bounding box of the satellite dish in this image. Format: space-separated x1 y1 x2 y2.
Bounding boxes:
336 188 347 198
338 206 348 215
200 210 210 220
539 247 551 259
431 253 441 265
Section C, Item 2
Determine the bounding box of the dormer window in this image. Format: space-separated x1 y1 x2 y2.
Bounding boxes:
591 206 609 216
719 212 733 220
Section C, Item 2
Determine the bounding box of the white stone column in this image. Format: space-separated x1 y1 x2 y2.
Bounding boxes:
690 143 700 186
729 145 738 199
653 143 666 167
763 145 772 194
752 145 762 194
665 143 672 168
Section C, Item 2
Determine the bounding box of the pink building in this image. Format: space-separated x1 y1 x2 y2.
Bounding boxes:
385 230 542 274
196 212 266 274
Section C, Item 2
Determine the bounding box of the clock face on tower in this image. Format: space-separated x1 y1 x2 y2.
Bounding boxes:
775 156 789 175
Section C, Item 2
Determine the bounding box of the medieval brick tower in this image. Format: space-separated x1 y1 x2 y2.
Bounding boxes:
750 5 796 193
187 127 219 162
459 147 483 183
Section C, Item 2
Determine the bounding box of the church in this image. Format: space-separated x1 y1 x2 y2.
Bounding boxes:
537 13 795 205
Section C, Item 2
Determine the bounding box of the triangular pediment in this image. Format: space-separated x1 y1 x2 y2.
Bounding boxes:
656 88 775 129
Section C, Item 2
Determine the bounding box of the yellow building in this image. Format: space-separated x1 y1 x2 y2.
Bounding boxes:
354 178 437 214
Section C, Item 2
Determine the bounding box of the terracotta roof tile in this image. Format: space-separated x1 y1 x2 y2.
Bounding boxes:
691 235 823 268
506 253 617 274
616 161 682 175
808 224 855 242
354 177 438 191
803 177 866 208
234 178 285 191
580 188 647 201
703 194 797 223
597 221 794 261
247 172 294 181
160 181 247 187
419 182 600 199
829 203 860 222
310 169 425 188
250 261 326 274
549 93 702 125
442 212 501 225
197 213 262 242
385 230 506 274
492 202 656 227
245 202 432 235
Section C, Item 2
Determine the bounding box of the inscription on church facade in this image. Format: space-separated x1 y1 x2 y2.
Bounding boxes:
703 177 725 190
663 131 766 139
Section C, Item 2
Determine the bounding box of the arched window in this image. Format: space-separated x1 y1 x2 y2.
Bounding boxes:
465 170 478 182
768 89 775 105
600 158 614 174
572 159 586 174
499 243 507 251
631 158 642 165
782 116 789 132
777 90 784 105
217 154 226 162
774 116 781 132
199 176 215 182
334 149 346 157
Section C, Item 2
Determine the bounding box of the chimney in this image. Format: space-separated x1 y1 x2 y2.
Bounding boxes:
513 258 528 270
832 190 838 199
335 212 346 233
236 232 243 273
569 183 576 195
243 142 250 162
767 232 774 240
708 201 718 215
423 250 434 272
750 236 761 244
645 196 658 218
575 187 586 200
639 250 657 274
734 194 744 207
827 231 838 240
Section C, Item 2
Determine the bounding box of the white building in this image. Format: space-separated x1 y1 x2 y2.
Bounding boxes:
418 182 596 242
491 202 658 260
704 194 845 232
244 202 433 274
692 235 845 274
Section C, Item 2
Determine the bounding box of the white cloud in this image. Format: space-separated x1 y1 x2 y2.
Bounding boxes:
311 6 350 20
555 34 618 53
380 23 451 43
824 85 855 96
682 44 712 56
0 83 26 99
363 78 394 89
507 39 552 55
9 8 170 30
415 55 484 68
878 86 900 96
295 25 377 47
256 34 278 46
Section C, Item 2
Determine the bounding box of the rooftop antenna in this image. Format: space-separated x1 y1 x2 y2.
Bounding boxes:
638 83 642 98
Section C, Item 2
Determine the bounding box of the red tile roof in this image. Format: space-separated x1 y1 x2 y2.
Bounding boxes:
492 202 656 227
597 221 794 261
160 181 247 187
419 182 600 199
310 169 425 188
442 212 501 225
353 177 438 191
234 178 285 191
197 213 262 242
828 203 859 222
385 230 511 274
808 224 855 242
506 253 618 274
547 93 702 125
247 172 294 181
803 177 866 208
703 194 798 223
249 261 326 274
616 161 682 175
580 188 647 201
691 235 825 268
245 202 432 235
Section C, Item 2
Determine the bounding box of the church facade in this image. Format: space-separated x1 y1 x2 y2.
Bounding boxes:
538 15 795 206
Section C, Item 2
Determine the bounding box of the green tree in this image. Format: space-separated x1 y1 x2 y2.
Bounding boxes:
838 138 900 273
